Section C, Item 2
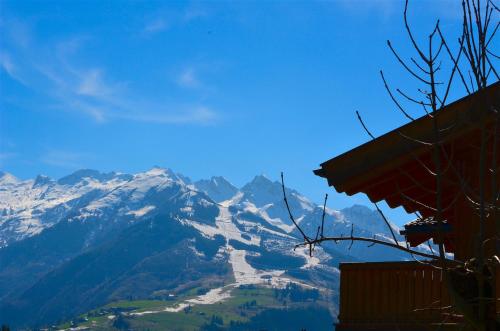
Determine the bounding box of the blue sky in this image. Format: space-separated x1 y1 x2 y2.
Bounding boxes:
0 0 472 224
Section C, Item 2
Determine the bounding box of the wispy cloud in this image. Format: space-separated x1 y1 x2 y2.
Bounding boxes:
0 152 16 167
122 106 217 125
142 18 168 35
140 5 209 37
0 52 27 85
183 6 209 22
1 18 218 126
0 53 16 77
76 69 117 98
2 17 32 48
40 150 90 169
176 67 201 89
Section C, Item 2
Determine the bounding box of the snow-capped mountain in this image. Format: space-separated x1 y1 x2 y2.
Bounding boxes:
0 169 402 249
0 168 187 246
194 176 238 203
0 168 408 328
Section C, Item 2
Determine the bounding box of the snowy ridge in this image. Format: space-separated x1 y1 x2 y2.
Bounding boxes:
0 167 403 269
0 167 417 330
0 167 190 246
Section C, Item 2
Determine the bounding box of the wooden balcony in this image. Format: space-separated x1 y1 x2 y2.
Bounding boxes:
336 261 462 331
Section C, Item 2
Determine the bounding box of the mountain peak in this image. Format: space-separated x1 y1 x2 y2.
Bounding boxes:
194 176 238 203
210 176 233 186
242 174 279 192
57 169 119 185
249 174 272 184
144 167 170 176
141 167 190 184
0 171 19 184
340 204 399 235
33 175 53 187
240 175 283 207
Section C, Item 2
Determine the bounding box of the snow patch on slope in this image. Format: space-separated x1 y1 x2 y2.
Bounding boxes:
228 247 288 287
127 205 155 217
242 201 296 233
294 247 321 269
131 287 233 316
183 204 260 246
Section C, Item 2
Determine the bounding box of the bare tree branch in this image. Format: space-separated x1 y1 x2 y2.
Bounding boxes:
380 70 416 120
355 110 376 139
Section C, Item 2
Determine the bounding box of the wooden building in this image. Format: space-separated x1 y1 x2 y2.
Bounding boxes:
314 82 500 330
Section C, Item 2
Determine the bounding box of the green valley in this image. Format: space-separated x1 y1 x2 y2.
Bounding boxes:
57 284 334 331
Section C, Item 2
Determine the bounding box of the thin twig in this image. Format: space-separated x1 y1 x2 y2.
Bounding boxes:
374 202 400 246
355 111 376 139
380 70 415 121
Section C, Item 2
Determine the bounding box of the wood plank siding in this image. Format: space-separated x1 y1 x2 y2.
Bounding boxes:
336 261 463 331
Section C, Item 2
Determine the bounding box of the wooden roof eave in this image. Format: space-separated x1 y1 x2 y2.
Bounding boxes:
314 82 500 203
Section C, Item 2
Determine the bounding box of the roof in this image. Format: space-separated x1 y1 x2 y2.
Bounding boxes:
400 217 451 236
399 217 452 247
314 82 500 221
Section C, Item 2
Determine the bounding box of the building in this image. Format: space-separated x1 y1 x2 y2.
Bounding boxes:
314 82 500 330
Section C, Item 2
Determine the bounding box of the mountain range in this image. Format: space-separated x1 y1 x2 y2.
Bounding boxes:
0 168 412 329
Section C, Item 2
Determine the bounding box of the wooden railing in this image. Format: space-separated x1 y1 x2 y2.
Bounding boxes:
337 261 457 330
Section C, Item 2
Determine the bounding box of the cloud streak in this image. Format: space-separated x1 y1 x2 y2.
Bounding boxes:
0 52 28 86
142 18 168 35
176 67 201 89
1 18 218 126
121 106 217 124
140 5 208 37
0 152 16 167
40 150 90 169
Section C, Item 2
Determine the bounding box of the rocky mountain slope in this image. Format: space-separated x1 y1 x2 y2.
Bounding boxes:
0 168 411 328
